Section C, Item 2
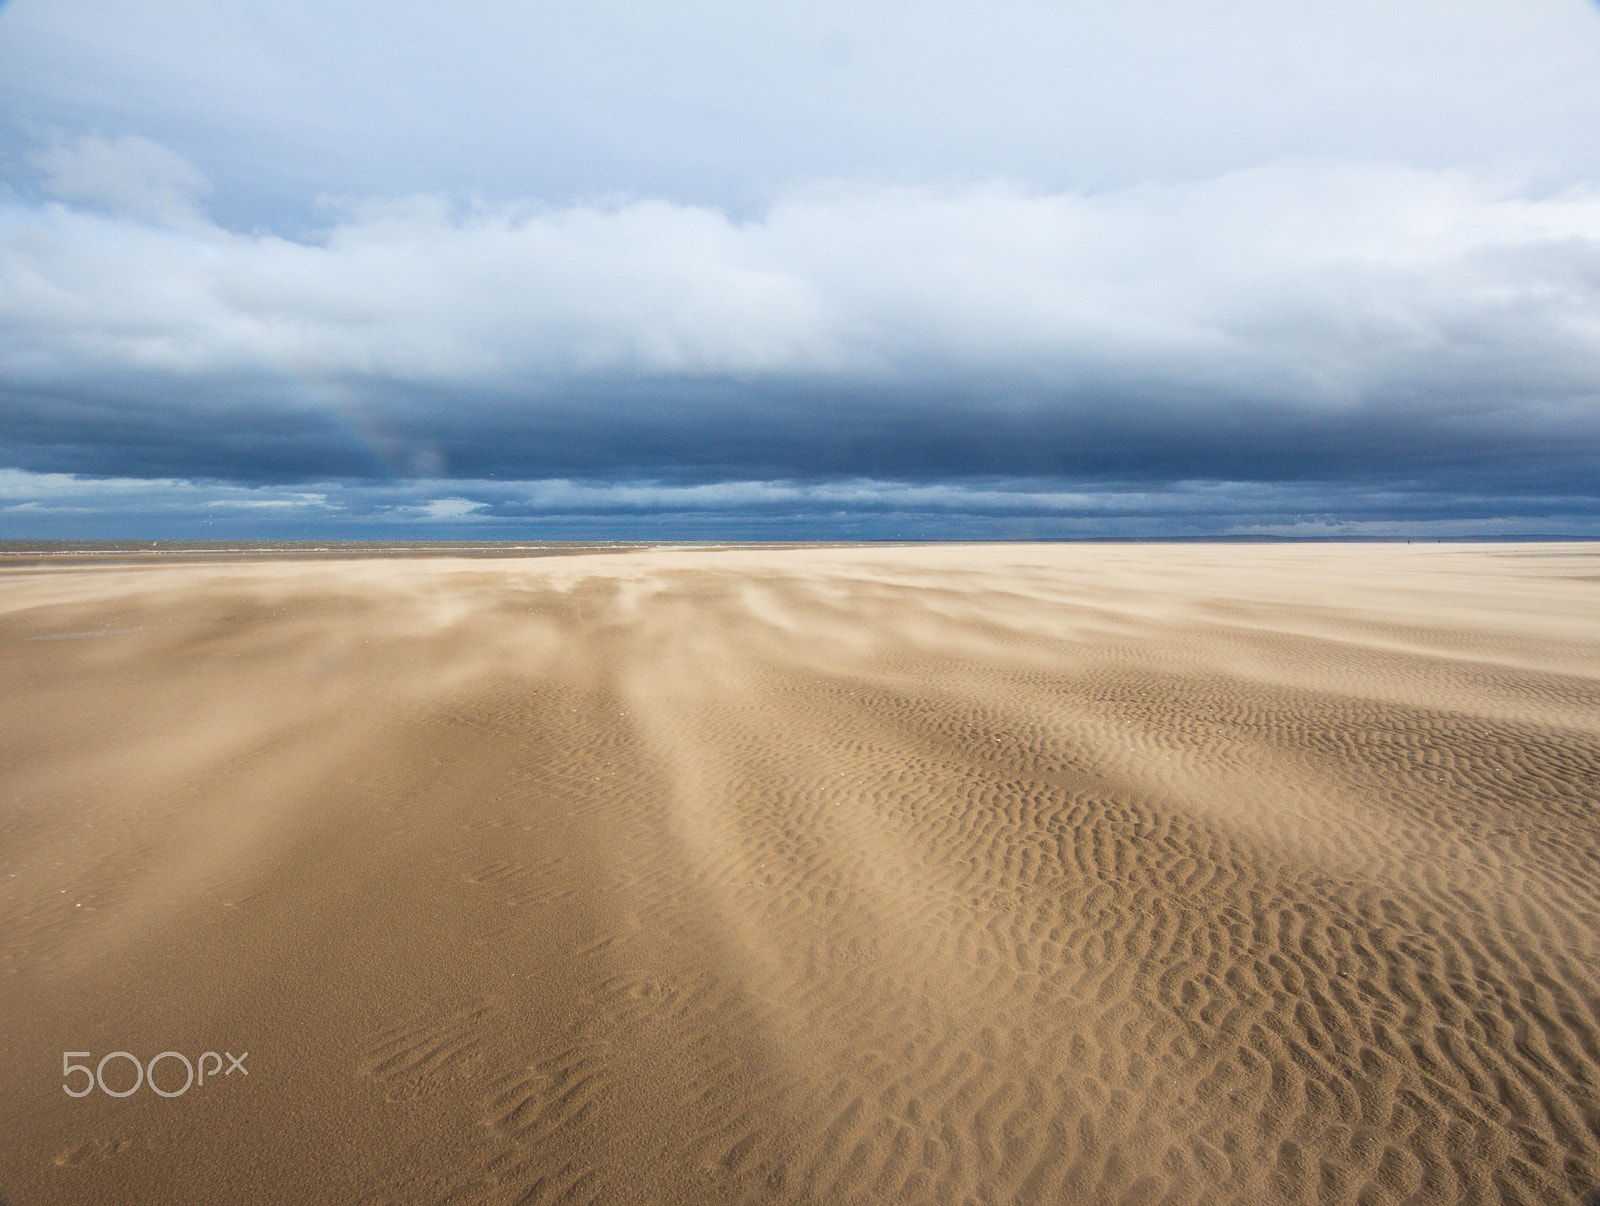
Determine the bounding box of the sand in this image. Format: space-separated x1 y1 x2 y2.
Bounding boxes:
1 542 1598 1205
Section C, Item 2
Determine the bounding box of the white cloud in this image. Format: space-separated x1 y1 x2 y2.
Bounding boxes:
0 469 332 513
4 0 1599 217
3 159 1600 406
206 494 331 509
409 498 488 520
0 467 194 501
32 133 212 228
0 468 1592 540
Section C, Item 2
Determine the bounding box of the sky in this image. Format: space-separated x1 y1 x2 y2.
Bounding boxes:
3 0 1600 540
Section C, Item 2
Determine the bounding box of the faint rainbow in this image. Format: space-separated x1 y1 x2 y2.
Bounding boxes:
283 372 446 479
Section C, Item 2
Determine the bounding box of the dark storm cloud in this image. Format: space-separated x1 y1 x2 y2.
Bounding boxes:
410 380 1600 494
5 372 1598 498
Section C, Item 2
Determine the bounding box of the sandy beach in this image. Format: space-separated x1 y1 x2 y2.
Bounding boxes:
2 542 1598 1205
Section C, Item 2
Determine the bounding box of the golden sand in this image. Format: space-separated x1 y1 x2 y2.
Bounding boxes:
2 543 1598 1204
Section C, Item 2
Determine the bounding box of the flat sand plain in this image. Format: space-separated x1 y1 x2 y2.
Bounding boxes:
2 543 1598 1205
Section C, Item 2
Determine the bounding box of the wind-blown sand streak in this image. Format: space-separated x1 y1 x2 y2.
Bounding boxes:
1 543 1598 1204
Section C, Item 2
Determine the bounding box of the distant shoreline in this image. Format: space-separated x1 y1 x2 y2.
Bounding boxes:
3 534 1596 559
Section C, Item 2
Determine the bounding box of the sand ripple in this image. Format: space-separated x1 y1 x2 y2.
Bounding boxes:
2 543 1598 1204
